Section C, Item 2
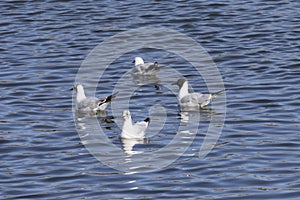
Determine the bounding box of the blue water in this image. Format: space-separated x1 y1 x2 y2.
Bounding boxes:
1 0 300 199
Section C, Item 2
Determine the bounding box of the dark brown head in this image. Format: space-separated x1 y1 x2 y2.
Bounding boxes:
172 78 186 88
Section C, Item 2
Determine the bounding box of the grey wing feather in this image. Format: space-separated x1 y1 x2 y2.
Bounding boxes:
180 90 224 108
195 93 212 103
133 121 148 136
133 62 159 75
144 62 159 73
181 93 201 104
78 97 98 111
196 93 212 107
78 92 118 112
181 93 212 107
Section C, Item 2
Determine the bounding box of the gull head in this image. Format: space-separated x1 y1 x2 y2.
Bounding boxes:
172 78 187 88
132 57 144 66
122 110 131 119
71 83 84 93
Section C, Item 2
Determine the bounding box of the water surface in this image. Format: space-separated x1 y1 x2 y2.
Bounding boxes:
1 0 300 199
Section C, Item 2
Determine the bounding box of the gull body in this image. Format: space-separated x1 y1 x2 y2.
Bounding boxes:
72 83 117 113
174 78 224 109
132 57 159 76
121 110 150 139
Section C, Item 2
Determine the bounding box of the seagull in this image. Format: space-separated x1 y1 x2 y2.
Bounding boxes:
173 78 225 109
131 57 159 75
72 83 118 113
121 110 150 139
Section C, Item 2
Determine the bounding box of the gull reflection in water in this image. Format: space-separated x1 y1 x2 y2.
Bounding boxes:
76 109 108 118
121 137 149 155
131 74 160 86
179 107 217 122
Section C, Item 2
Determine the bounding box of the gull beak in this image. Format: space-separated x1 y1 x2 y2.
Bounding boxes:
70 86 74 91
171 81 177 85
132 60 135 64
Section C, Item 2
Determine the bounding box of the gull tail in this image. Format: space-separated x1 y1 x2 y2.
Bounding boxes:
148 62 159 71
98 91 119 106
144 117 150 124
212 89 225 98
105 91 119 102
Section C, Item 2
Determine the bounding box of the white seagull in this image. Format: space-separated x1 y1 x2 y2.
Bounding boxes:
121 110 150 139
72 83 118 113
173 78 224 109
132 57 159 75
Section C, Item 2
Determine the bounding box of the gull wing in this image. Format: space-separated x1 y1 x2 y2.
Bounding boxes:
97 92 118 106
132 62 159 75
180 93 212 108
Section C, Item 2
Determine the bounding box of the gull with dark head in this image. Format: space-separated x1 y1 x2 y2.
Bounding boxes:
132 56 159 76
173 78 224 109
121 110 150 139
72 83 118 113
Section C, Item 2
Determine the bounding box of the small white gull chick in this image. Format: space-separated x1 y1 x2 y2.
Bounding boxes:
121 110 150 139
173 78 224 109
72 83 118 113
132 57 159 75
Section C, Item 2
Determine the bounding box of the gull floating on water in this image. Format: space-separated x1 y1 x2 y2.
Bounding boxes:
173 78 224 109
131 57 159 76
121 110 150 139
72 83 118 113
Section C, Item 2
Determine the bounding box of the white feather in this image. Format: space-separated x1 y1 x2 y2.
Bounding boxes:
121 110 150 139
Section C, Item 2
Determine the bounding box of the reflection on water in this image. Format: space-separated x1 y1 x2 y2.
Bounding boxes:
76 110 108 119
131 74 160 86
74 105 201 173
121 137 149 155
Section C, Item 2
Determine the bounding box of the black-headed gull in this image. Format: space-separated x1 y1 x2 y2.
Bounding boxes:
131 56 159 75
173 78 224 109
121 110 150 139
72 83 118 113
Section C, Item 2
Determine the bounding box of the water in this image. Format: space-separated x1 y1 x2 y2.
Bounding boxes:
1 0 300 199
